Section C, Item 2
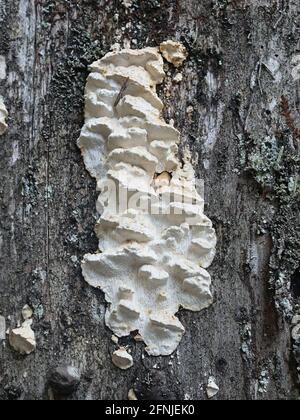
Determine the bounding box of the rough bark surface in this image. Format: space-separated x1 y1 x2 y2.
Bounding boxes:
0 0 299 400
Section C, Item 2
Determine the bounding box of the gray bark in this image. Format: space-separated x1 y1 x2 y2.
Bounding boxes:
0 0 299 400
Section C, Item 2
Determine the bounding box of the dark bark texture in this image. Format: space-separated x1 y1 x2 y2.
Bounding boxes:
0 0 299 400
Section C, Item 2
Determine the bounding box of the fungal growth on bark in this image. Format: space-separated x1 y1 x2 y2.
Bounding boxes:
9 306 36 356
159 41 188 68
78 45 216 356
112 347 134 370
0 96 8 135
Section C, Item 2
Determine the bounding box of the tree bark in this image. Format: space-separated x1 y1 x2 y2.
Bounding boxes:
0 0 299 400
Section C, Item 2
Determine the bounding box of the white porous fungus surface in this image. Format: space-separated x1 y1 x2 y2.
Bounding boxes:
78 45 216 356
112 347 133 370
122 0 133 8
9 319 36 355
159 41 188 68
206 377 219 399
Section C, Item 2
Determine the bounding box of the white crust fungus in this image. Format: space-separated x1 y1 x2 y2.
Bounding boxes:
78 46 216 356
159 41 188 68
206 377 219 399
9 319 36 355
0 96 8 135
112 347 134 370
22 305 33 320
9 305 36 355
122 0 133 8
111 334 119 344
174 73 183 83
128 388 138 400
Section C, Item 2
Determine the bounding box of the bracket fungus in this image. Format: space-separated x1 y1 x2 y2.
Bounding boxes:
128 388 138 400
112 348 134 370
159 41 188 68
122 0 133 8
78 45 216 356
206 377 219 399
9 319 36 355
9 305 36 355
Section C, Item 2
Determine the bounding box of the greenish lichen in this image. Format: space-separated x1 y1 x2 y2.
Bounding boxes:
270 207 300 318
240 322 252 362
50 28 106 112
21 169 39 215
257 368 270 394
238 126 300 320
239 133 299 202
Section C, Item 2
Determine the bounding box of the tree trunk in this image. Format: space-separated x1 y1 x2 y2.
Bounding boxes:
0 0 299 400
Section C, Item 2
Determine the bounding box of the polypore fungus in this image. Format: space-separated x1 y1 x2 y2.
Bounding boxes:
159 41 188 68
112 347 133 370
122 0 133 8
9 319 36 355
9 305 36 355
78 46 216 356
0 96 8 135
206 377 219 399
